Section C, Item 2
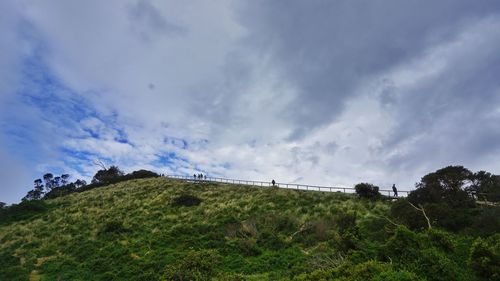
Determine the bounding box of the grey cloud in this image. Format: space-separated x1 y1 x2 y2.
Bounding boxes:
378 17 500 172
128 0 186 40
235 0 500 139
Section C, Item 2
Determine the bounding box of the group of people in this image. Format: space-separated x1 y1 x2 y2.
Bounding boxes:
193 173 206 180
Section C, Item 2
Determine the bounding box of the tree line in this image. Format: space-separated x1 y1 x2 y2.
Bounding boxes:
14 165 160 203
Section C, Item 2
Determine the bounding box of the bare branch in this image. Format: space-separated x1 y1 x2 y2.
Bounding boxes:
289 222 313 240
379 215 402 228
408 201 432 230
93 159 108 170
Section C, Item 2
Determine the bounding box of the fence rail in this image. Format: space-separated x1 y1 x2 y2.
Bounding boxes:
166 175 409 197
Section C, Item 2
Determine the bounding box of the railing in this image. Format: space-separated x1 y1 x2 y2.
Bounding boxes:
165 175 409 197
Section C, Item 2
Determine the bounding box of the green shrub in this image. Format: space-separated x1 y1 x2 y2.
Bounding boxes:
381 226 420 261
100 220 128 234
172 194 202 207
468 234 500 280
424 228 454 252
409 248 467 281
0 200 49 225
371 270 423 281
334 211 356 235
389 199 427 231
354 183 381 200
163 249 221 281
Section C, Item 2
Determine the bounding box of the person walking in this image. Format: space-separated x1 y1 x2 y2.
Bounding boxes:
392 184 398 197
271 179 276 187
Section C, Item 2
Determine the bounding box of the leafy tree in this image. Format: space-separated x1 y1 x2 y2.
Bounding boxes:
408 166 474 207
22 179 45 201
53 176 61 188
355 183 381 199
74 179 87 189
61 174 70 186
92 165 124 184
43 173 54 191
469 171 500 202
0 202 6 209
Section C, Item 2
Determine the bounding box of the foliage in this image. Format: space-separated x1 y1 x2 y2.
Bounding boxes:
408 166 475 207
469 171 500 202
163 249 221 281
0 176 497 280
92 165 125 184
468 234 500 280
354 183 381 200
0 200 49 225
172 194 202 206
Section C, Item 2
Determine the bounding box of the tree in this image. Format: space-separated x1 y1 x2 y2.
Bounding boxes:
468 171 500 202
355 183 381 199
53 176 61 188
23 179 46 201
74 179 87 189
92 165 124 184
43 173 54 191
61 174 70 186
408 166 474 207
0 202 6 209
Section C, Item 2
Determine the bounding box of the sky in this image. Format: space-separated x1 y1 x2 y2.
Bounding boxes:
1 0 500 203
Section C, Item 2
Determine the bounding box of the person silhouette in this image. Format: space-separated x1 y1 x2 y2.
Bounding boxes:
193 174 196 179
271 179 276 187
392 184 398 197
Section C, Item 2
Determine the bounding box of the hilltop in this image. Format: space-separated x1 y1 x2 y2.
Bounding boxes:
0 177 498 280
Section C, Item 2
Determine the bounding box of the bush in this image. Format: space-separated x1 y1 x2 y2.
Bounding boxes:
409 248 467 281
163 249 220 281
99 220 128 235
172 194 202 207
0 200 49 225
355 183 381 200
468 234 500 280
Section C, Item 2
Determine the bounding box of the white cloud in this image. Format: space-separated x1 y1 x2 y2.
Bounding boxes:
1 1 500 203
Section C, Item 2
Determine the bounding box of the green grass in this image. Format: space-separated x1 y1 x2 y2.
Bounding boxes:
0 178 495 280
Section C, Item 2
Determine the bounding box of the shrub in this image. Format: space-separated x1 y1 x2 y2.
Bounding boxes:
163 249 220 281
0 200 49 225
424 228 454 252
468 234 500 280
372 270 423 281
172 194 202 207
409 248 467 281
100 220 128 234
382 226 420 260
355 183 381 200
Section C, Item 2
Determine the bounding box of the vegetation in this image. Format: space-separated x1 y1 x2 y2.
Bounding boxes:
0 165 499 280
354 183 381 199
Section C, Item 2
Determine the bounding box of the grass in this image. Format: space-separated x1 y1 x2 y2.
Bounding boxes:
0 177 494 280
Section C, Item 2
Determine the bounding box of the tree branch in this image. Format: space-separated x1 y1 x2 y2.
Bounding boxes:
93 159 108 170
408 201 432 230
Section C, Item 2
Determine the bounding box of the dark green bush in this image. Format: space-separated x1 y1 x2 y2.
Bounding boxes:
409 248 467 281
381 226 420 261
100 220 128 234
424 228 454 252
172 194 202 207
468 234 500 280
0 200 49 225
355 183 381 200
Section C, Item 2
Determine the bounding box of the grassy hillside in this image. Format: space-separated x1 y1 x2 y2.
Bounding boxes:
0 178 497 280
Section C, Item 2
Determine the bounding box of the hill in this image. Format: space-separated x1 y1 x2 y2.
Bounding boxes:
0 177 498 280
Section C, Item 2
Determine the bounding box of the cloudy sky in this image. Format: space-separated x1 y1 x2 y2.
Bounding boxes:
1 0 500 203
